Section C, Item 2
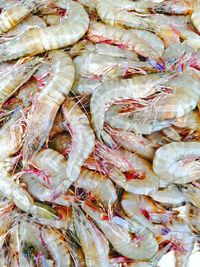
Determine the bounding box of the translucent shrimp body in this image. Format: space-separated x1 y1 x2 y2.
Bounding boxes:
90 73 172 140
23 50 75 161
82 202 158 260
59 97 95 192
74 208 110 267
153 142 200 185
0 1 89 62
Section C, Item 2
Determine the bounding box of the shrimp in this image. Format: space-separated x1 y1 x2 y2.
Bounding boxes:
0 111 57 219
106 149 160 195
105 105 173 135
82 201 159 260
105 126 157 161
0 57 41 105
150 185 186 206
153 142 200 186
75 168 117 206
121 192 175 233
173 110 200 130
0 0 47 34
52 97 95 195
41 227 72 267
23 50 75 162
0 1 89 62
90 73 173 140
88 22 164 64
73 207 110 267
72 78 102 95
153 0 198 15
96 0 155 30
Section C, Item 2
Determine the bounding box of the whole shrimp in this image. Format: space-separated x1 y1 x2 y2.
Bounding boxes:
153 142 200 186
0 0 48 34
0 57 41 105
41 227 72 267
75 167 117 206
52 97 95 196
82 201 159 260
0 1 89 62
73 207 110 267
90 73 173 140
23 50 75 162
121 192 175 233
88 22 164 65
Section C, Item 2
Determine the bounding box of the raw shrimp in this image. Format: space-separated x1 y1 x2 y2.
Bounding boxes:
121 192 175 233
0 57 41 105
173 109 200 130
96 0 155 30
82 201 159 260
90 73 173 140
107 149 160 195
105 126 157 161
105 105 173 135
75 168 117 206
74 52 159 81
72 78 102 95
0 111 57 219
88 22 164 64
153 142 200 185
23 50 75 162
53 97 95 195
41 227 71 267
150 185 186 206
153 0 198 15
73 207 110 267
0 0 47 34
0 1 89 62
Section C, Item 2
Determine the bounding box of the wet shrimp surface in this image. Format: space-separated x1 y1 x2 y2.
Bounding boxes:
0 0 200 266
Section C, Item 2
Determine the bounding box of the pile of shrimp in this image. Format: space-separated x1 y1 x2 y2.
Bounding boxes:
0 0 200 266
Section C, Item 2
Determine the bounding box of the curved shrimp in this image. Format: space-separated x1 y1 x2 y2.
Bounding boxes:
0 0 47 34
153 0 198 15
23 50 75 162
105 126 157 161
41 227 72 267
82 201 159 260
96 0 155 30
153 142 200 186
150 185 186 206
90 73 173 140
0 1 89 62
52 97 95 195
0 57 41 105
121 192 176 234
88 22 164 65
75 168 117 206
73 207 110 267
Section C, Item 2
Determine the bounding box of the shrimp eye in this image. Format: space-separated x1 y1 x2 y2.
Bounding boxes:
23 249 28 258
167 58 176 64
